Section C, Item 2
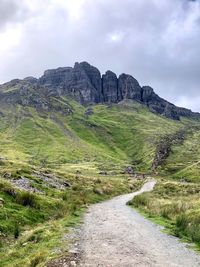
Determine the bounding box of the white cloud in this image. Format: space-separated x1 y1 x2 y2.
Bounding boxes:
0 0 199 111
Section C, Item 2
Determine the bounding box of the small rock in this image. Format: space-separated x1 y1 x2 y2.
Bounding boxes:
85 107 93 116
93 188 104 195
70 261 76 267
99 171 108 175
64 181 71 187
94 178 102 184
124 166 134 174
3 172 11 178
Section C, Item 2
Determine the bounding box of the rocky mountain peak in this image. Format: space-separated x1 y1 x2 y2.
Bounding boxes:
0 61 199 120
118 73 142 102
102 70 118 103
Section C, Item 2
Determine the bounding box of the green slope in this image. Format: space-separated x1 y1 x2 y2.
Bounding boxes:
161 126 200 182
0 99 183 172
0 97 200 266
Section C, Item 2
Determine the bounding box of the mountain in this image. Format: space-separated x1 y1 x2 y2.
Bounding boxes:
0 61 199 120
1 62 200 266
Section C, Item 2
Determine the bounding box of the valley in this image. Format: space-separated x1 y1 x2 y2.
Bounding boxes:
0 62 200 266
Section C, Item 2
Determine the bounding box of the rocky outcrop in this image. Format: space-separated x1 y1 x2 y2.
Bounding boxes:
0 79 72 115
0 61 199 120
141 86 199 120
118 74 142 101
102 71 118 102
141 86 179 120
152 130 186 171
39 62 103 104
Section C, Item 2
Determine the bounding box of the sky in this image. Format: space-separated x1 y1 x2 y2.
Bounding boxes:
0 0 199 111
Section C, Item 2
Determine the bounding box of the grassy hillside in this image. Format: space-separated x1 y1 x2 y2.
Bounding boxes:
0 99 183 172
160 126 200 182
0 97 200 266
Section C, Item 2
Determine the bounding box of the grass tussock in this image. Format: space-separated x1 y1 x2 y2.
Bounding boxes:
15 191 38 208
129 181 200 248
0 162 142 266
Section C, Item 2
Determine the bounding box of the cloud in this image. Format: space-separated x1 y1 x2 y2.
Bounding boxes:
0 0 31 29
0 0 18 28
0 0 199 111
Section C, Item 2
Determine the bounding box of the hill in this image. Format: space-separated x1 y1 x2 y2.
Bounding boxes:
1 61 199 121
0 62 200 266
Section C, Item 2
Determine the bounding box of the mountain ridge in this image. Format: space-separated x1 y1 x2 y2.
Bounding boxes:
0 61 199 120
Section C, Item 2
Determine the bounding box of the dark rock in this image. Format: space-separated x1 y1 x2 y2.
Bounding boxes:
39 67 73 90
85 107 94 116
142 86 181 120
63 181 71 188
102 71 118 102
152 130 185 171
23 77 38 84
99 171 108 175
39 62 103 104
3 172 12 178
124 166 134 174
118 74 142 101
141 86 155 103
0 61 199 121
94 178 102 184
79 62 103 102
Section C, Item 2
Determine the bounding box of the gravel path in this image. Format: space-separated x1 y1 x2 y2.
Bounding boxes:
77 179 200 267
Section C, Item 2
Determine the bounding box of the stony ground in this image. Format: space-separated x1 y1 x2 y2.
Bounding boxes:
74 179 200 267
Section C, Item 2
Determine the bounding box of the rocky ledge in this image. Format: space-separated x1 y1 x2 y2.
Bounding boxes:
0 61 199 120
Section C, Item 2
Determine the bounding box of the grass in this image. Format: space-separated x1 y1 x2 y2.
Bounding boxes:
160 122 200 182
0 100 183 171
0 214 81 267
0 160 144 266
0 96 200 265
128 180 200 249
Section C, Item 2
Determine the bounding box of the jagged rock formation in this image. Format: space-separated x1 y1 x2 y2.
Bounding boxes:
0 61 199 120
39 62 104 104
118 74 142 102
102 71 118 103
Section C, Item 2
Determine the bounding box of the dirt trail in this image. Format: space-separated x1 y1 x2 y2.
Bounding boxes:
76 179 200 267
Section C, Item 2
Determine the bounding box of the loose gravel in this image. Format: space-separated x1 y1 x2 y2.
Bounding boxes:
77 179 200 267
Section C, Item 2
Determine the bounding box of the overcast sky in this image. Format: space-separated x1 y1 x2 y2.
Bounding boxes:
0 0 199 111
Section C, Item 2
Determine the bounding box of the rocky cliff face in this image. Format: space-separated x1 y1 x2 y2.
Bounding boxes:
0 61 199 120
118 74 142 102
102 71 118 103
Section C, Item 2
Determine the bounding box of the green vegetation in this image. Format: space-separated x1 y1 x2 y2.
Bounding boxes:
128 180 200 248
161 128 200 182
0 165 144 266
1 97 200 265
0 100 182 171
